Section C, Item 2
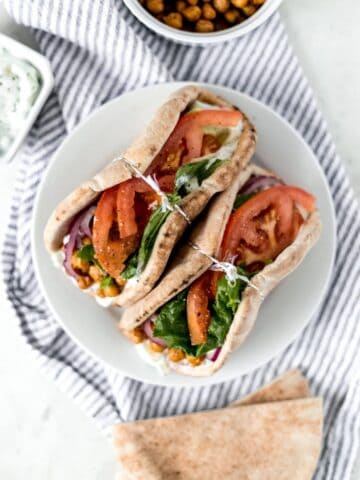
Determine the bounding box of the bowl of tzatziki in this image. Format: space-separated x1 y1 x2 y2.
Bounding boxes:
0 33 54 163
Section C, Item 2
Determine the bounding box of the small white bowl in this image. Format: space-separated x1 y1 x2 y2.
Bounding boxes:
124 0 283 45
0 33 54 163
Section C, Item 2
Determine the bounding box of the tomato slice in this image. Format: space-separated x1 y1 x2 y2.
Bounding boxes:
93 187 138 279
148 109 242 174
186 185 315 346
220 186 314 264
117 178 157 238
187 272 212 345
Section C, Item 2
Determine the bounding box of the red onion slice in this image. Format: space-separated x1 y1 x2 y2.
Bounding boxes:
239 175 284 195
79 205 96 238
209 347 221 362
143 318 168 347
63 205 96 279
63 215 83 279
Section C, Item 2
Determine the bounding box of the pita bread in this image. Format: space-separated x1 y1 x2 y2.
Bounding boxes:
113 397 323 480
120 164 321 375
44 85 256 306
230 368 311 407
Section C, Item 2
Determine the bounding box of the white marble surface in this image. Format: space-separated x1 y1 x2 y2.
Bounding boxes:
0 1 359 478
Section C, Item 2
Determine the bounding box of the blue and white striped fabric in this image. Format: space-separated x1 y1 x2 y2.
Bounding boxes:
2 1 360 478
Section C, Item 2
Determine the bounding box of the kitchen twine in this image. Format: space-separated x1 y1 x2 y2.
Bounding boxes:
2 2 360 479
119 154 258 289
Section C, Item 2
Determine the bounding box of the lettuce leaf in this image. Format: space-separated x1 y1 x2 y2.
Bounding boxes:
153 266 251 357
175 158 224 197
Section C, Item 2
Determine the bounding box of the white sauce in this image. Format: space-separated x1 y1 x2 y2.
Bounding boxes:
176 119 243 193
135 343 170 375
0 48 42 158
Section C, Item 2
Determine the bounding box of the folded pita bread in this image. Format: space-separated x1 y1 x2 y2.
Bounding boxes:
113 397 323 480
44 85 256 306
230 368 310 407
120 165 321 375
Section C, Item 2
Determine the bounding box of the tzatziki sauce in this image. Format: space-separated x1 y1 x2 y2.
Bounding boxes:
0 47 42 158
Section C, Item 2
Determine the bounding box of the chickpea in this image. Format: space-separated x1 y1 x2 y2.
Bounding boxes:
195 19 214 32
163 12 183 29
103 283 120 297
149 341 166 353
224 8 240 23
77 275 93 290
89 264 105 282
168 348 185 363
146 0 164 14
230 0 247 7
127 327 146 344
96 288 105 298
82 236 92 245
183 5 202 22
242 4 256 15
186 354 205 366
252 0 265 4
187 0 198 5
213 0 229 13
202 3 216 20
116 276 127 288
176 0 186 12
71 252 89 274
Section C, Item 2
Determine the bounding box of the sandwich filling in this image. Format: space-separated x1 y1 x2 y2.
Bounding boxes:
55 101 244 302
127 174 316 372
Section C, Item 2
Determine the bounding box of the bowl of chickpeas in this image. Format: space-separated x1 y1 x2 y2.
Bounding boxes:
124 0 282 44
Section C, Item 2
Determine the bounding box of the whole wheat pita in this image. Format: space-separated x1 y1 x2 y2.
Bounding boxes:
44 85 256 306
120 165 321 376
113 397 323 480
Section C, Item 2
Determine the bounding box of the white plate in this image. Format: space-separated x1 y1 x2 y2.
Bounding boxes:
32 82 336 387
0 33 54 163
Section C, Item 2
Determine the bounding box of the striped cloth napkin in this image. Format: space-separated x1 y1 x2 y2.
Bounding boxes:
2 1 360 478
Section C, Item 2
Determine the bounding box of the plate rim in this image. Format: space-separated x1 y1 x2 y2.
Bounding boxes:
31 81 337 387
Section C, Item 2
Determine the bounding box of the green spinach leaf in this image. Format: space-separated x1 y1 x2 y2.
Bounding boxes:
232 193 254 211
121 252 139 280
153 290 197 356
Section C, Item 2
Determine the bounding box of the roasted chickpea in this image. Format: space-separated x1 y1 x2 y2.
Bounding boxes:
242 4 256 15
103 283 120 297
176 0 186 12
202 3 216 20
127 327 146 344
82 236 92 245
230 0 247 7
224 8 240 23
183 5 202 22
146 0 164 14
186 354 205 366
71 252 89 274
77 275 93 290
116 276 127 288
213 0 229 13
89 265 105 282
96 288 105 298
163 12 183 29
168 348 185 363
149 341 166 353
195 19 214 32
187 0 198 5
